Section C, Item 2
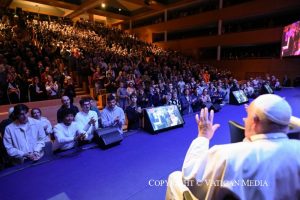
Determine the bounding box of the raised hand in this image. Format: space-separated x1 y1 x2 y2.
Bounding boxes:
195 108 220 140
89 117 96 126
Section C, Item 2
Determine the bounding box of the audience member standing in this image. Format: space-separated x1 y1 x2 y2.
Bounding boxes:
29 76 46 101
116 82 129 110
63 78 76 105
180 89 193 115
125 94 142 130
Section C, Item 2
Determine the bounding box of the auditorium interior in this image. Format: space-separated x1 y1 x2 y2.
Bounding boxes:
0 0 300 199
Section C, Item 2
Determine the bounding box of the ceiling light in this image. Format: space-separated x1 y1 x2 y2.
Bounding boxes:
118 8 121 11
101 3 106 8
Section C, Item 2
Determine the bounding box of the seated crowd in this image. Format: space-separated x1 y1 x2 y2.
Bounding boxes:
0 9 283 169
0 94 126 167
0 9 281 107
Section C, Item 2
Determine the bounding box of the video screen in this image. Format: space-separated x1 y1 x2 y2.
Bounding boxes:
281 20 300 57
264 84 273 94
145 105 184 131
232 90 248 104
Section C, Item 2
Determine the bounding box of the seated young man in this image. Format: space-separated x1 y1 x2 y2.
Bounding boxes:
57 96 79 123
53 108 87 151
3 104 47 165
75 97 98 141
125 94 142 130
101 94 125 134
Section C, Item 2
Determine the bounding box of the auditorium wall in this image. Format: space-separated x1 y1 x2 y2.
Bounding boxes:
129 0 300 43
156 27 282 49
199 59 300 81
127 0 300 82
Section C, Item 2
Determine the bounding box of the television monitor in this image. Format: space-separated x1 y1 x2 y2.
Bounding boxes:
144 105 184 133
230 90 249 105
281 20 300 57
261 84 274 94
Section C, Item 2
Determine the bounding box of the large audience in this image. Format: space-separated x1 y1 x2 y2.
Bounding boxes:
0 9 283 169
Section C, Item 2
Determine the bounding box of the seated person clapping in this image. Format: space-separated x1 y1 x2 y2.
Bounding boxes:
53 108 86 151
200 89 213 109
101 94 125 134
45 75 59 99
75 97 98 141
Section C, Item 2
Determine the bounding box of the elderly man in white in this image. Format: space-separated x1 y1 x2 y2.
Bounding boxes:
3 104 47 164
166 94 300 200
75 97 98 141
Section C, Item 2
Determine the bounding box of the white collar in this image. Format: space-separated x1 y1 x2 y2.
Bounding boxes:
250 133 288 142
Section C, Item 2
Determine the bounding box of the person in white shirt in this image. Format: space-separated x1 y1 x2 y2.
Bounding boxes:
53 108 86 151
31 108 52 136
166 94 300 200
3 104 47 165
245 81 255 97
45 75 59 98
75 97 98 141
101 94 125 134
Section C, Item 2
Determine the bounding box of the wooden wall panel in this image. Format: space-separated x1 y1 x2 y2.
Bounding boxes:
156 28 282 50
201 59 300 81
130 0 300 42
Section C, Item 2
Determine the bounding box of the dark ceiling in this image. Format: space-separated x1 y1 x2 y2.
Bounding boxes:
5 0 201 22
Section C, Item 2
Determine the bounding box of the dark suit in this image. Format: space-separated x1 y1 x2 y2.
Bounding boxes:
180 95 193 115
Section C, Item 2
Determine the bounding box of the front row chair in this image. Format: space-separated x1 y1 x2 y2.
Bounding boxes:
228 119 300 142
288 116 300 139
228 120 245 143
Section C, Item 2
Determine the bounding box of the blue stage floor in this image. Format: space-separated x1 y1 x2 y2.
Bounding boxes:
0 88 299 200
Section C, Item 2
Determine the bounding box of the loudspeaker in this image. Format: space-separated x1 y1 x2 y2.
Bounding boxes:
210 104 221 112
94 127 123 149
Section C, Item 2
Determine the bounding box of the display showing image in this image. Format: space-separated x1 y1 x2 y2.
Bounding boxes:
281 20 300 57
232 90 248 104
145 105 184 131
264 84 273 94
